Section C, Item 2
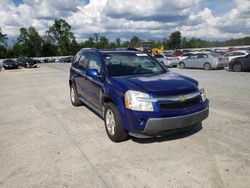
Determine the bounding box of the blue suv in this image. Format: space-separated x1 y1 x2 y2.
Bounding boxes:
69 48 209 142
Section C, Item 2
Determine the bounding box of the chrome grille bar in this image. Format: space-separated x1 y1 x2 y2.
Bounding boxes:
137 90 202 103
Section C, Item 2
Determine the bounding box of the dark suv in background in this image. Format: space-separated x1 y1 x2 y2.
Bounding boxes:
228 54 250 72
2 59 19 69
69 48 209 142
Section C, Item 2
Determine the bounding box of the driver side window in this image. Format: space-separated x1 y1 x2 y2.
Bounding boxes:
88 54 101 73
78 53 89 71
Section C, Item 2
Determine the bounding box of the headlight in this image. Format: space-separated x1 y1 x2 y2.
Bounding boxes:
125 90 154 111
197 83 207 102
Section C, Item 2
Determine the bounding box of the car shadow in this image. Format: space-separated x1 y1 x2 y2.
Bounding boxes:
131 123 203 144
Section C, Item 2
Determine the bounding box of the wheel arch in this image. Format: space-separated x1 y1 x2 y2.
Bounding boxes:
102 96 115 105
69 79 74 87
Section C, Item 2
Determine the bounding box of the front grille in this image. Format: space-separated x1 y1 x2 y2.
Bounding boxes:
158 96 200 111
156 89 197 98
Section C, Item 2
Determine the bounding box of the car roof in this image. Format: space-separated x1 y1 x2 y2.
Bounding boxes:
100 50 145 55
79 48 146 55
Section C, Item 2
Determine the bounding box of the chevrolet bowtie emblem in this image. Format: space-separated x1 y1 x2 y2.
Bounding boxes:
179 96 186 102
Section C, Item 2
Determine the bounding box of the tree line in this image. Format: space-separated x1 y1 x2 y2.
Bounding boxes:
1 19 250 59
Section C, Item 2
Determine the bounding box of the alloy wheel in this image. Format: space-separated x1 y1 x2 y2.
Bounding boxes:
105 109 116 136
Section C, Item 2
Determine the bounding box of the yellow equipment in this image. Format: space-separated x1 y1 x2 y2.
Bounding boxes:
151 46 164 56
135 42 164 56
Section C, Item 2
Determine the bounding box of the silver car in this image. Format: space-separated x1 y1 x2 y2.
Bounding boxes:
179 53 228 70
154 53 179 67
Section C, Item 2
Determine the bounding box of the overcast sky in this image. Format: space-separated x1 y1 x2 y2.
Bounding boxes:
0 0 249 42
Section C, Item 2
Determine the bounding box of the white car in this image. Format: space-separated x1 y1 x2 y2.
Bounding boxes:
224 51 249 62
154 53 179 67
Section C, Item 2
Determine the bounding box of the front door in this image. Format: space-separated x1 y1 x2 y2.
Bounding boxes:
84 53 104 109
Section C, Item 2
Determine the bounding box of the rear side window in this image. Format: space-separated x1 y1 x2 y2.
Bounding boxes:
235 52 245 55
78 53 89 70
197 54 207 58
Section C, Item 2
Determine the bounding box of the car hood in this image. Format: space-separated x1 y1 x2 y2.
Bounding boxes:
111 72 198 95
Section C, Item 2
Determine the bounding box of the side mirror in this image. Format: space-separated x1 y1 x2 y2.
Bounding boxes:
86 69 99 78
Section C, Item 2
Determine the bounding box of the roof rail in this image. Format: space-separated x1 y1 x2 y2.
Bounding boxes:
126 47 141 51
79 48 99 52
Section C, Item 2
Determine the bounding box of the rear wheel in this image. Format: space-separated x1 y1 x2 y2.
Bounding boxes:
204 63 211 70
70 84 82 106
179 62 185 69
232 63 242 72
104 103 128 142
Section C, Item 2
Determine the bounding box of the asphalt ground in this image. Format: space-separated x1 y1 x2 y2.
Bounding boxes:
0 63 249 187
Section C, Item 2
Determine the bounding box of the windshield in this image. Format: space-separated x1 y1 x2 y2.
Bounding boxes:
103 52 166 77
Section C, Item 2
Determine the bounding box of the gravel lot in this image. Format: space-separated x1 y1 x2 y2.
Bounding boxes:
0 64 249 188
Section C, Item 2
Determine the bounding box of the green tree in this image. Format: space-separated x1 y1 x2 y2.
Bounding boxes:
115 38 121 47
41 34 57 57
0 28 8 58
130 36 141 47
83 37 95 48
94 33 100 43
28 27 43 56
169 31 182 49
47 19 76 55
13 27 43 57
108 42 117 49
121 40 130 47
96 36 109 49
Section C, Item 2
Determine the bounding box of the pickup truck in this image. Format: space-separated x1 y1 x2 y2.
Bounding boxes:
69 48 209 142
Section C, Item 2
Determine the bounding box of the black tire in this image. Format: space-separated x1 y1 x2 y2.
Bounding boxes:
104 103 128 142
232 63 242 72
70 84 82 106
204 63 211 70
179 62 185 69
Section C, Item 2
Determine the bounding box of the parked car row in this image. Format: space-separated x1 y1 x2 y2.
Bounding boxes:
153 50 250 72
1 59 19 69
41 56 73 63
16 58 38 68
0 58 38 70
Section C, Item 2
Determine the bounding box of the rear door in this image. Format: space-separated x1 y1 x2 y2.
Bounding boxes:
197 53 207 68
74 52 89 98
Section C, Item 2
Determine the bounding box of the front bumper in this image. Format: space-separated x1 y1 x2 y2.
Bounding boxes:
142 107 209 135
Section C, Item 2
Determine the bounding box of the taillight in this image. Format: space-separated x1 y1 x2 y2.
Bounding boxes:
166 58 172 61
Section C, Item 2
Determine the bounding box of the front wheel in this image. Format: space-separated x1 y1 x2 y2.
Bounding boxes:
232 63 242 72
104 103 128 142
